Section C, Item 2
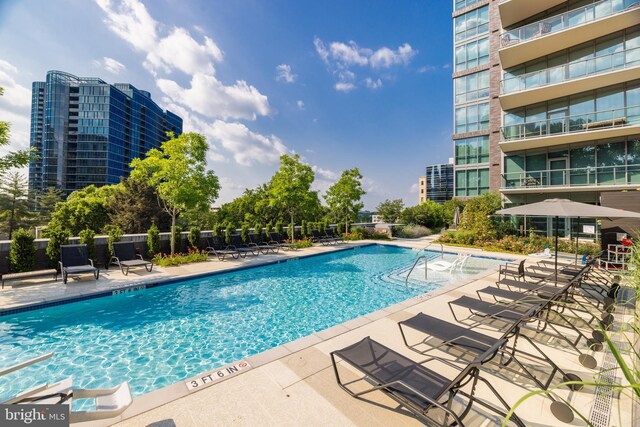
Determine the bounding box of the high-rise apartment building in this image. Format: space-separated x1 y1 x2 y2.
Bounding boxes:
425 163 455 203
29 71 183 196
453 0 640 234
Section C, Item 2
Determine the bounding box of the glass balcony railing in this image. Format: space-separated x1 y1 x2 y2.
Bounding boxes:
502 163 640 189
501 105 640 141
501 0 640 47
501 47 640 94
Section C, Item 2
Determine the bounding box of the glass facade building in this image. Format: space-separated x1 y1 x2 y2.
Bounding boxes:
29 71 183 196
425 163 454 203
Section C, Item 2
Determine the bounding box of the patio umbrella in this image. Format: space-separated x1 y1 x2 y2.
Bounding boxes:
495 198 640 282
453 206 461 228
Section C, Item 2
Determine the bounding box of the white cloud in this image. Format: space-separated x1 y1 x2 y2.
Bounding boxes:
275 64 296 83
208 121 290 166
93 56 126 74
144 27 223 76
95 0 157 52
0 60 18 74
314 37 417 92
370 43 416 69
409 183 419 193
296 100 305 110
417 65 437 73
365 78 382 90
157 73 270 121
0 65 32 109
335 82 355 92
0 61 31 154
312 166 339 181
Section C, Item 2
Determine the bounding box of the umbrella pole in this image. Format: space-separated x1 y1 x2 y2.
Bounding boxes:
554 215 559 284
575 217 580 264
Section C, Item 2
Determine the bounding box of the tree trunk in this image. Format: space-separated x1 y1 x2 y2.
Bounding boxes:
290 212 295 242
170 211 176 255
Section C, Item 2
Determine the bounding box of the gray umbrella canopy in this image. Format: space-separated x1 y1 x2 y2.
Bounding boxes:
495 198 640 282
495 198 640 220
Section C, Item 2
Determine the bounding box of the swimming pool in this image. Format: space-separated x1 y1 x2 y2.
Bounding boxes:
0 244 506 402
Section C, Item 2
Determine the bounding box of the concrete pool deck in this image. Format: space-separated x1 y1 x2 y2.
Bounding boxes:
2 237 636 426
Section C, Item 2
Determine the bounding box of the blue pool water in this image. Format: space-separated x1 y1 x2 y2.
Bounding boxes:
0 245 505 401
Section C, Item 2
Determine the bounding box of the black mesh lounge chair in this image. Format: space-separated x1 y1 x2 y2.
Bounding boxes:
248 233 279 254
268 232 296 251
397 313 579 423
499 259 575 283
331 336 525 426
110 241 153 276
229 234 258 256
59 244 99 284
326 228 345 244
205 236 241 260
311 229 336 245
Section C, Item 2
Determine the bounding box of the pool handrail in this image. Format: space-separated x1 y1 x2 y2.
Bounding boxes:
422 242 444 258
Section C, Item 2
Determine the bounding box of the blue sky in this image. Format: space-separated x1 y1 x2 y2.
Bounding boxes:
0 0 453 209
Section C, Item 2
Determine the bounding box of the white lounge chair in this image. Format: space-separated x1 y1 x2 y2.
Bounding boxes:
529 247 553 258
426 254 470 272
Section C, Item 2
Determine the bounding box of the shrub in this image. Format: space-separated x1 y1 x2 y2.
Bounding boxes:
320 220 328 235
265 222 273 237
291 240 313 249
45 225 70 268
147 223 161 257
286 223 294 240
213 223 223 238
105 225 123 259
458 192 502 241
495 220 518 239
78 228 96 261
275 221 283 236
336 223 344 235
253 222 263 240
301 220 308 238
188 226 201 249
241 223 250 243
9 229 35 273
225 223 235 244
395 225 433 239
171 226 182 252
343 230 364 241
152 248 209 267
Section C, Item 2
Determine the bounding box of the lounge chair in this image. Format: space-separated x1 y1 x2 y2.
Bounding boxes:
59 244 99 284
427 254 470 272
268 232 296 251
205 236 241 260
248 233 279 254
326 228 345 244
1 353 133 423
110 241 153 275
331 336 525 426
398 313 579 422
499 259 575 283
311 229 336 245
229 234 258 256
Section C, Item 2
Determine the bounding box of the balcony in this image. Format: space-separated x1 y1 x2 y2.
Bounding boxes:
500 48 640 110
500 105 640 151
499 0 567 28
499 0 640 68
501 163 640 193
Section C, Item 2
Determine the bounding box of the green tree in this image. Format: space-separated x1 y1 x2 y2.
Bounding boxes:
324 168 366 233
9 228 35 273
79 228 96 261
241 223 250 243
147 223 161 257
376 199 404 223
0 87 31 173
212 223 223 238
443 198 466 225
0 172 31 239
48 184 116 234
267 154 317 237
458 192 502 241
225 223 235 245
400 200 446 229
130 133 220 255
106 225 123 259
108 177 171 233
253 221 264 240
35 187 64 226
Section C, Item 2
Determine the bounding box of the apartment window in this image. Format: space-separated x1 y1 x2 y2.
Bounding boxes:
455 168 490 197
455 37 489 72
455 102 489 134
455 135 490 165
454 0 483 11
455 70 490 105
454 5 489 43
